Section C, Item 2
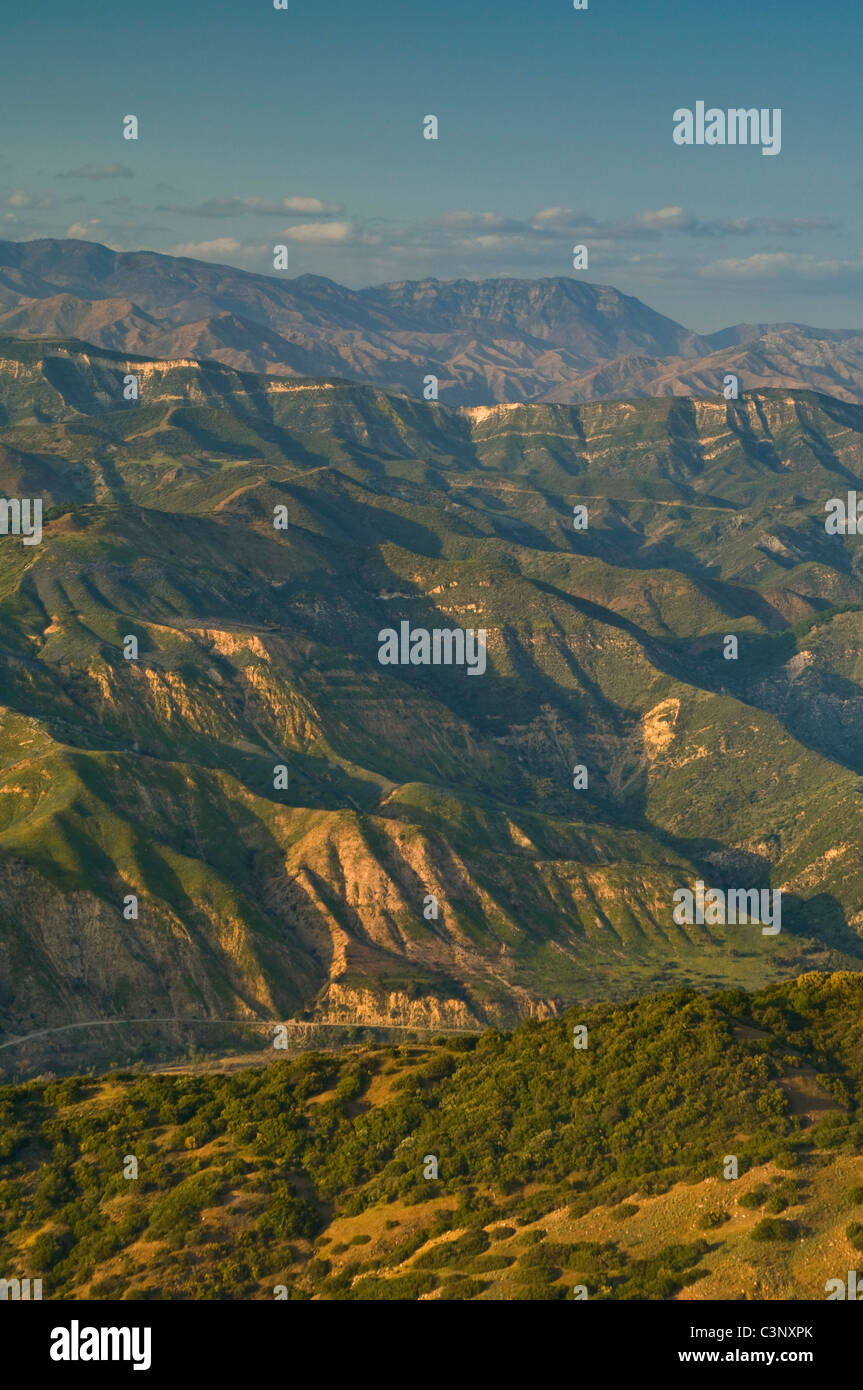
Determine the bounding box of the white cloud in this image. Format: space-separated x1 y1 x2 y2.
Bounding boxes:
63 219 126 249
525 205 834 244
700 252 862 279
65 219 103 238
170 236 263 261
455 234 506 249
167 195 344 218
282 197 340 215
633 206 692 231
531 207 576 227
6 190 52 210
281 220 354 244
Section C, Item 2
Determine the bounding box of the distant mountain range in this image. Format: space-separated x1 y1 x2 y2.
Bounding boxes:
1 332 862 1058
2 238 863 406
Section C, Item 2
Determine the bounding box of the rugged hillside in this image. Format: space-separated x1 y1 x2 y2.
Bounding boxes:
2 239 863 405
0 335 862 1051
1 973 862 1300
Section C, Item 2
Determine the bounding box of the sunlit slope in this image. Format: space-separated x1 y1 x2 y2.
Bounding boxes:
1 973 862 1301
0 338 861 1038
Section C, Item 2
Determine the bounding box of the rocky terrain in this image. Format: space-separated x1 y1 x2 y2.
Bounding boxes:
0 334 862 1057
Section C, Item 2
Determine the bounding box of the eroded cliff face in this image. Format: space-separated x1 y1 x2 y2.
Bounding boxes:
0 341 861 1054
0 859 310 1035
274 806 702 1017
310 982 561 1028
0 794 681 1042
313 984 486 1030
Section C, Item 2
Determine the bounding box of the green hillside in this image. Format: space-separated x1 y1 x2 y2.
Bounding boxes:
1 337 862 1059
1 972 861 1300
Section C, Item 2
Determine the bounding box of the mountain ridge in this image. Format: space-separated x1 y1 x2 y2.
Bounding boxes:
2 238 863 406
0 334 862 1061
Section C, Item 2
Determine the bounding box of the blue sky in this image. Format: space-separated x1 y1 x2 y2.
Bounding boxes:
1 0 860 329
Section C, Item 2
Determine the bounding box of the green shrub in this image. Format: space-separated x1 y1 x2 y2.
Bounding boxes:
437 1275 488 1300
29 1228 70 1270
750 1218 798 1243
514 1258 562 1283
610 1203 639 1220
257 1188 321 1242
90 1274 128 1298
764 1193 789 1215
469 1253 514 1272
413 1229 490 1270
512 1274 567 1300
846 1221 863 1252
148 1171 225 1237
697 1210 729 1230
351 1271 438 1299
518 1244 565 1270
739 1183 772 1209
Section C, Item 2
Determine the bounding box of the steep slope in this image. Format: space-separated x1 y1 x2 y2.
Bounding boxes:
0 336 862 1058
